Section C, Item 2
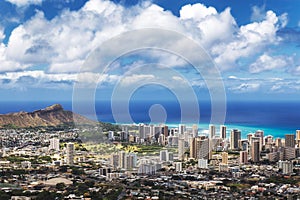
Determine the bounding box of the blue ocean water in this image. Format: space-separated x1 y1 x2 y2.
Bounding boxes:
0 100 299 138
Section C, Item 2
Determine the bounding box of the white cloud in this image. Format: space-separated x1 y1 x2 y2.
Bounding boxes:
0 27 5 43
228 75 237 80
251 5 266 21
0 70 120 89
180 5 237 48
180 3 217 20
5 0 42 7
172 76 184 82
269 80 300 93
229 83 260 93
212 10 286 70
291 65 300 75
121 74 155 86
249 53 289 73
0 0 292 86
278 13 288 28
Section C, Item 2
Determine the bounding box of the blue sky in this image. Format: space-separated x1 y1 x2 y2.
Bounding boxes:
0 0 300 103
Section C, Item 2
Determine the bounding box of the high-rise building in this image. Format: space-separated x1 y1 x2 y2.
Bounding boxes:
110 154 119 169
221 152 228 164
144 125 151 139
49 138 60 151
168 152 174 161
240 151 248 164
163 125 169 138
154 126 162 136
275 138 282 147
139 124 145 139
247 133 254 145
251 140 260 163
118 151 126 169
125 153 137 170
296 130 300 147
255 130 264 150
265 135 273 145
230 129 241 150
190 137 210 160
159 150 174 162
192 124 198 137
160 150 168 162
220 125 226 139
108 131 114 140
150 124 154 137
209 124 216 139
296 130 300 140
178 137 185 160
285 134 295 148
179 124 186 135
158 134 166 145
280 161 293 175
239 139 248 151
66 142 75 165
284 147 296 160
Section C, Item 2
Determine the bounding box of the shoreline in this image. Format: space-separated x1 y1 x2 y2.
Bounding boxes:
113 122 298 139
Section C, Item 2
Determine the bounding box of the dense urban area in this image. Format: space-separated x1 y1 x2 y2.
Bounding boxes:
1 123 300 199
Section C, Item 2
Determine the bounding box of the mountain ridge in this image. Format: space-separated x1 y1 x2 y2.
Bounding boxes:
0 104 95 128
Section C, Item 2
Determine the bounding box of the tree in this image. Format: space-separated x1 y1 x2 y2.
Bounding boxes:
36 191 57 200
56 182 66 191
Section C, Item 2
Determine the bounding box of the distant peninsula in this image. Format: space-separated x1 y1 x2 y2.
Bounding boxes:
0 104 95 128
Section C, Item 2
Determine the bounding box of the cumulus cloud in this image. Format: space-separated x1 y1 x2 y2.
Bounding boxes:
212 10 286 70
180 3 217 20
5 0 42 7
0 0 293 92
249 53 289 73
180 4 237 48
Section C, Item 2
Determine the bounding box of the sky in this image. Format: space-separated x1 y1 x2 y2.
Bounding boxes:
0 0 300 103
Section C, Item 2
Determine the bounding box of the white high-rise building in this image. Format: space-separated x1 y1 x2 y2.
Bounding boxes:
198 158 208 169
125 153 137 170
175 162 182 172
280 160 293 175
192 124 198 137
66 142 75 165
108 131 114 140
139 124 145 139
49 138 60 151
178 137 185 160
160 150 168 162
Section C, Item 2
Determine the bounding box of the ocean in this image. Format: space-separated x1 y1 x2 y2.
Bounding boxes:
0 100 299 138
